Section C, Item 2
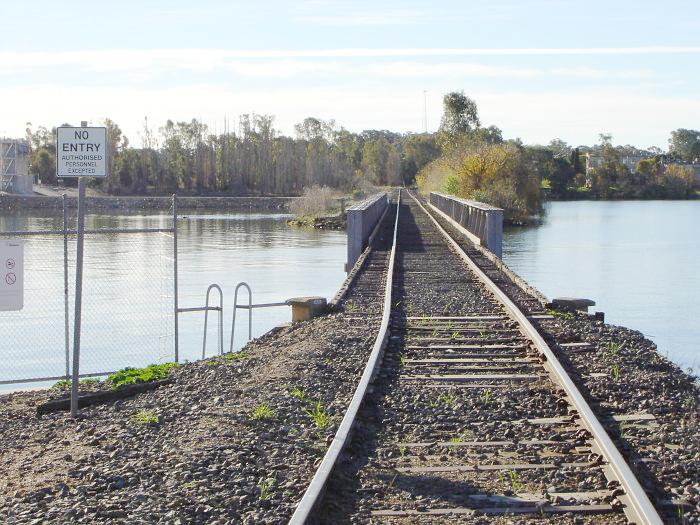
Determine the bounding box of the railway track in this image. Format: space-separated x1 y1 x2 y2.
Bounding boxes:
290 190 663 524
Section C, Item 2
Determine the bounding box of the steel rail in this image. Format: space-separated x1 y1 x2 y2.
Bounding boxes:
288 193 401 525
408 190 663 525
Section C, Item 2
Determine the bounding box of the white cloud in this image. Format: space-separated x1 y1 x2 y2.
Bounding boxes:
549 67 653 79
0 49 657 82
366 62 542 78
1 46 699 73
296 9 429 25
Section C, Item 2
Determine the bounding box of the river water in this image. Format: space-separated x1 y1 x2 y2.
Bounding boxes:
0 212 346 388
503 200 700 371
2 200 697 388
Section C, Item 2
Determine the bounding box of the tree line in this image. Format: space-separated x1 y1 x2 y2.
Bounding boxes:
23 96 698 213
24 117 438 196
416 92 699 223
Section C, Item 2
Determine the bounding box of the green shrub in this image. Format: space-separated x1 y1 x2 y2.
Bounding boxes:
108 363 178 389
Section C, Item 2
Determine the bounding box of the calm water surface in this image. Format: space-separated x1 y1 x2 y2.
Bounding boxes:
503 200 700 370
0 211 346 388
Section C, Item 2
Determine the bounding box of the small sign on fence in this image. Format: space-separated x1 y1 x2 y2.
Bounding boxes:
56 126 107 178
0 240 23 311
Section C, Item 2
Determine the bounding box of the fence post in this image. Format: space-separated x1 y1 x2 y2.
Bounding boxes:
63 194 70 379
173 194 179 363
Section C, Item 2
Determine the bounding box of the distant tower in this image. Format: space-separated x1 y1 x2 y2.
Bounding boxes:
0 138 31 194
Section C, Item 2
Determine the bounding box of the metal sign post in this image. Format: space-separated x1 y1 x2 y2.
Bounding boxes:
0 240 24 311
56 122 107 418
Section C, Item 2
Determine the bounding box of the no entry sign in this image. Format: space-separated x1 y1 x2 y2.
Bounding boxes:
56 126 107 177
0 241 23 311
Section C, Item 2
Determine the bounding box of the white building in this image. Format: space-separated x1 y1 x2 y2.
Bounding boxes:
585 153 648 175
0 138 32 194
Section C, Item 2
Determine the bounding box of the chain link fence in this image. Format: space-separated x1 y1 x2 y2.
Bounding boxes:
0 197 176 386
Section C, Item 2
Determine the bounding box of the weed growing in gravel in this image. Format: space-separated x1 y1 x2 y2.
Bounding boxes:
344 300 357 313
546 309 574 320
448 435 462 454
258 479 275 500
611 363 621 382
250 403 276 420
289 387 308 402
399 354 409 367
108 363 178 388
222 352 248 362
398 436 410 458
305 401 332 429
480 388 494 405
683 394 695 410
437 392 458 407
52 378 101 389
450 331 460 340
604 341 624 360
507 470 522 493
131 410 159 425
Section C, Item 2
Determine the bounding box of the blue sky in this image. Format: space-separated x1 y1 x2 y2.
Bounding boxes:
1 0 699 148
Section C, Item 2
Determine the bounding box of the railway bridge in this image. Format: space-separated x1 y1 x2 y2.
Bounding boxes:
290 190 666 524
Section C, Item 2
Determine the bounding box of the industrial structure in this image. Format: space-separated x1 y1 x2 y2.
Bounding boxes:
0 138 32 194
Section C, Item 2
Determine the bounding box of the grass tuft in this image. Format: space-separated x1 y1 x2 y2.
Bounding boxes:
480 388 494 405
259 479 275 500
131 410 159 425
305 401 332 429
250 403 275 421
221 351 248 362
289 386 308 402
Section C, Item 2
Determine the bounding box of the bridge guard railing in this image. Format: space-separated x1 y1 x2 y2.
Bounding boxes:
429 192 503 258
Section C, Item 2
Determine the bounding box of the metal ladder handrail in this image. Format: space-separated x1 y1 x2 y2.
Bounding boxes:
202 284 224 359
230 281 288 352
176 283 224 360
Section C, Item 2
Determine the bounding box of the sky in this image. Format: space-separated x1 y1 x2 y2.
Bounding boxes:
1 0 699 149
